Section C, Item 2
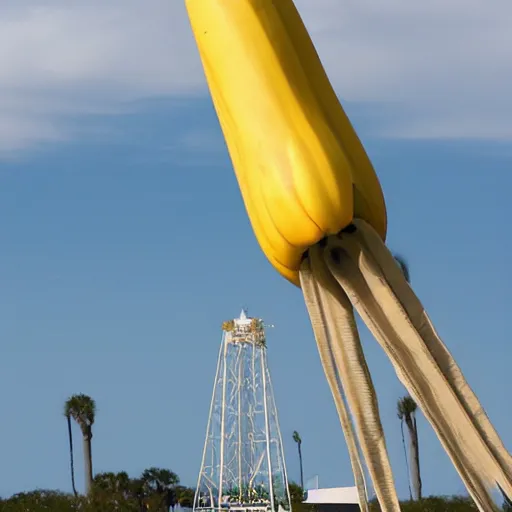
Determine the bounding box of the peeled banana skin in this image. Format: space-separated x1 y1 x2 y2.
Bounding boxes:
185 0 387 286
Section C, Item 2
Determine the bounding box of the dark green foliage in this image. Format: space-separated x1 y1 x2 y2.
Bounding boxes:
0 467 189 512
288 482 317 512
175 486 194 508
292 503 318 512
369 495 486 511
288 481 305 504
2 482 506 511
141 467 180 491
0 490 78 512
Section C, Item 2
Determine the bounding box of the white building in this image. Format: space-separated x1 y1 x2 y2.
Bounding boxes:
303 487 360 512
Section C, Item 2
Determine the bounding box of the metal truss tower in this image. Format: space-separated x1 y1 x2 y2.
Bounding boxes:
194 310 291 512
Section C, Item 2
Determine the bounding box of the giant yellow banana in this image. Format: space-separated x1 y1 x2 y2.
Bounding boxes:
185 1 512 511
185 0 386 286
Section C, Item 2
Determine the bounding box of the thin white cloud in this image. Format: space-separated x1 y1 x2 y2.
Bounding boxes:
0 0 511 154
298 0 512 139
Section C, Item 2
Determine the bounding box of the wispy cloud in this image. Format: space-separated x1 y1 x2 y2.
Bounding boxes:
1 0 511 154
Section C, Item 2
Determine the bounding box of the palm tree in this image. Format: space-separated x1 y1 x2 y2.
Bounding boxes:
394 254 413 501
397 398 412 501
397 395 422 500
394 255 422 500
141 467 180 491
142 468 180 511
65 411 78 496
93 471 131 495
64 394 96 494
292 431 304 491
93 471 141 509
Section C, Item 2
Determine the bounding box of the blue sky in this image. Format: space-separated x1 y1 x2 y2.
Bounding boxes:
1 0 512 503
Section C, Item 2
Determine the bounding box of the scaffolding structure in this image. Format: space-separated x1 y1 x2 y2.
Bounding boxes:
194 310 291 512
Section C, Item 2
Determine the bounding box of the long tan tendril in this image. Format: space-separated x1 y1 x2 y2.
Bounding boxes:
300 220 511 512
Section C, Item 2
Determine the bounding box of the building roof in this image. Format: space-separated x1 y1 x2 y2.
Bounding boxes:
303 487 359 505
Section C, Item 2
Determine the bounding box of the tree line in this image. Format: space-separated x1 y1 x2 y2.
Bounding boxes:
1 482 508 511
0 469 193 511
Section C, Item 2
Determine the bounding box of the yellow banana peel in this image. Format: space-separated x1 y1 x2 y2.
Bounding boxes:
185 0 387 286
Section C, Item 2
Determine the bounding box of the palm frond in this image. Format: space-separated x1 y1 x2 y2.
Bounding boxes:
393 254 411 283
397 395 417 419
65 394 96 432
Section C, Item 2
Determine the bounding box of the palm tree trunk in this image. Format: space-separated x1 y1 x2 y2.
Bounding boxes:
67 415 78 496
400 420 412 500
83 426 94 494
298 442 304 491
406 415 422 500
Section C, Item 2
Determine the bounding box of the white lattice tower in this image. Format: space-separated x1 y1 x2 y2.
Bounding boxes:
194 310 291 512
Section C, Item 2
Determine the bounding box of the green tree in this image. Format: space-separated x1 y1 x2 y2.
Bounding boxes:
288 481 304 504
90 471 142 511
93 471 132 494
175 485 195 508
289 483 318 512
398 398 412 501
64 394 96 495
292 431 304 490
141 468 180 511
398 395 422 501
0 490 78 512
141 467 179 492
